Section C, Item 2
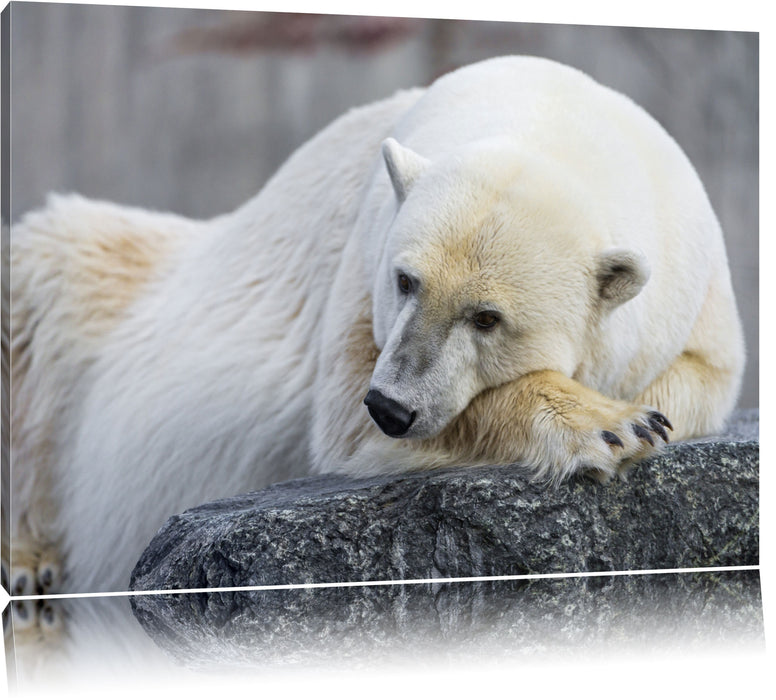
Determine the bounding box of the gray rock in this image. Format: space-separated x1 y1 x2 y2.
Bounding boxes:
130 410 758 592
129 570 764 670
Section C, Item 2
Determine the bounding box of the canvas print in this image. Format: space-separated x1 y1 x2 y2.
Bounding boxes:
0 2 761 693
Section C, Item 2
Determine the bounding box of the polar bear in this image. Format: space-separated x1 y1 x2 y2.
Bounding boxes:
4 56 744 595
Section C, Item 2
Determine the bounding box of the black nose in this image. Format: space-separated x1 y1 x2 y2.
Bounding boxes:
364 389 416 437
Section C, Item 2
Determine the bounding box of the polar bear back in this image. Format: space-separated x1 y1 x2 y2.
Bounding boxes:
390 56 717 252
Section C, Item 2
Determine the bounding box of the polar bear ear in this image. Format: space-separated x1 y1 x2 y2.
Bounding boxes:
595 248 650 308
382 137 430 203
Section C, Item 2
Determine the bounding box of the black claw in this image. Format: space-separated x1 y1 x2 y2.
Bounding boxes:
13 601 28 621
601 430 624 448
39 568 53 590
40 603 56 627
648 416 669 443
12 574 27 597
632 423 655 446
648 410 673 431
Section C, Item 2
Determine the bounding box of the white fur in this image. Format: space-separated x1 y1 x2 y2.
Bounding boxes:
7 57 743 594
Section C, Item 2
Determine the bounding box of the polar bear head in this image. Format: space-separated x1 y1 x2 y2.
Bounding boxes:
365 137 649 439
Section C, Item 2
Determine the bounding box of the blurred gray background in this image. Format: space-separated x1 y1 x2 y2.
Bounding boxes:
8 3 758 408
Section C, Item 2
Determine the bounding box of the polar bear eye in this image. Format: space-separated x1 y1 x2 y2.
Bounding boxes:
473 311 500 330
397 273 413 294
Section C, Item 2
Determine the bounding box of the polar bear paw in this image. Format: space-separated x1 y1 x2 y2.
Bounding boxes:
593 407 672 478
555 403 673 482
3 545 64 641
7 598 63 633
600 409 672 450
528 383 674 483
6 544 62 596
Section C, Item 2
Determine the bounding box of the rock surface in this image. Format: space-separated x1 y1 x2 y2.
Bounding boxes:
130 410 758 591
129 570 763 670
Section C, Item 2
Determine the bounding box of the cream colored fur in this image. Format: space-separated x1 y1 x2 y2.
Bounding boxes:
5 57 743 595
